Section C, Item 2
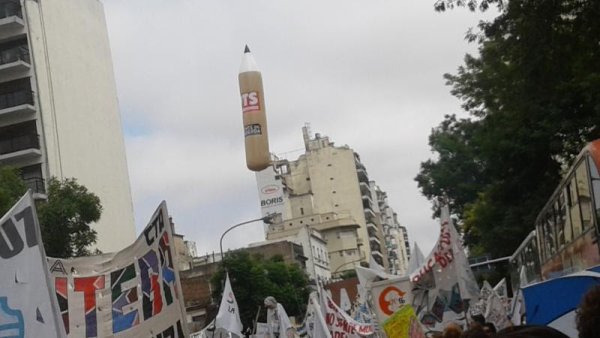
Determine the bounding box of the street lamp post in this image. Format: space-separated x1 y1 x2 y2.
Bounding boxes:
219 214 278 263
332 258 364 278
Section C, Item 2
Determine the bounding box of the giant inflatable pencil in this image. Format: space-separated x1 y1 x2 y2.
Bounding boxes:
239 45 271 171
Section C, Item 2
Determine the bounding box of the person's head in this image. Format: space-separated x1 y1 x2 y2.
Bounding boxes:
470 314 485 329
264 296 277 310
461 327 488 338
576 285 600 338
482 322 496 335
443 322 463 338
494 325 569 338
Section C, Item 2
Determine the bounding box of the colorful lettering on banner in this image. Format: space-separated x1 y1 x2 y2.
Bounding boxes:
47 201 189 337
55 277 69 334
159 233 176 305
111 264 139 333
74 276 105 337
139 250 163 320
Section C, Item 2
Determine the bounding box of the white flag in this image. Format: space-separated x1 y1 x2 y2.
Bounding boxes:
216 274 243 336
406 242 425 275
0 192 66 338
408 204 480 331
493 278 508 299
309 292 331 338
485 290 511 330
339 288 352 313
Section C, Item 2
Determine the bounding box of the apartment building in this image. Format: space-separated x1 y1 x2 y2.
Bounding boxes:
257 126 410 276
0 0 135 252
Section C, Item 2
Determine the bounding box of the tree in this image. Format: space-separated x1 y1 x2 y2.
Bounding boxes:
211 251 310 330
417 0 600 257
0 165 27 215
38 177 102 258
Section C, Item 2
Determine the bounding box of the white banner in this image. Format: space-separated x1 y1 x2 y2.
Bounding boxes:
48 201 188 337
408 205 479 333
484 291 511 330
369 276 413 323
323 292 374 337
0 192 66 338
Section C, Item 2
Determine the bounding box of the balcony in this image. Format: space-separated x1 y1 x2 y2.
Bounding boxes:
372 252 384 266
0 1 24 35
369 236 381 246
0 133 41 162
23 176 46 197
0 45 30 77
359 181 370 196
356 168 368 183
363 197 374 209
0 90 34 119
364 207 376 221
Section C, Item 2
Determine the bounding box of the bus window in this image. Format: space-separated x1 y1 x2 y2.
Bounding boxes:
543 214 556 258
588 156 600 224
576 160 593 231
555 196 566 248
536 221 547 262
569 175 584 237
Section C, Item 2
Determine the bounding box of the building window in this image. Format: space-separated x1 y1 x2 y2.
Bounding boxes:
300 207 304 215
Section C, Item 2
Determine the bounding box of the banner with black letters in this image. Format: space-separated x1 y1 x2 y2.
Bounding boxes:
48 201 189 337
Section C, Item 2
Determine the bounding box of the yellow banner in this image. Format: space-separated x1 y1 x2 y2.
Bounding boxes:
382 305 425 338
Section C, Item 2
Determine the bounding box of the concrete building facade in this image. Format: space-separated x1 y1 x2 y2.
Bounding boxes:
260 127 410 275
0 0 135 252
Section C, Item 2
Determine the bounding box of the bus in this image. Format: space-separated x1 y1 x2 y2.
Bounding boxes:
510 139 600 285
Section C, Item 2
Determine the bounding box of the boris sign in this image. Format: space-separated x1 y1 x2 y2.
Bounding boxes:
48 202 188 338
255 166 286 219
0 192 66 338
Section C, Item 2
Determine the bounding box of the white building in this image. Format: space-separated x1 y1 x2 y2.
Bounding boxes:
257 126 410 275
0 0 135 252
373 184 411 275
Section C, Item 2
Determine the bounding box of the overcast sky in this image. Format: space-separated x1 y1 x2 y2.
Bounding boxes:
101 0 495 258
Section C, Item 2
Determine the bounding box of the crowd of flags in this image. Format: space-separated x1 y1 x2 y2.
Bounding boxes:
189 204 522 338
0 191 537 338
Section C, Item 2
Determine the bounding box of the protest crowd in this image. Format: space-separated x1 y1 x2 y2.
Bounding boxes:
1 192 599 338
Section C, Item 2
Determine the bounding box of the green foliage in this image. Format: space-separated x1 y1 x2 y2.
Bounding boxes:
211 251 310 330
0 165 27 215
418 0 600 257
38 177 102 258
339 269 357 280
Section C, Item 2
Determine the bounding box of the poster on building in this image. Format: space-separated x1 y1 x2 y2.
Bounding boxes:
0 192 66 338
382 305 425 338
255 166 286 220
47 201 189 337
369 276 413 323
